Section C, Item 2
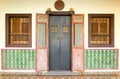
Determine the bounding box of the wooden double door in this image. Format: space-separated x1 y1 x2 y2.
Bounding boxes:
49 15 71 70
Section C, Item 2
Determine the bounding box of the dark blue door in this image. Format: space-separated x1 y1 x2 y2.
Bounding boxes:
49 15 71 70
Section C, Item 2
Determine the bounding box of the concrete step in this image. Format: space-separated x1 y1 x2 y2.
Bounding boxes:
41 71 79 75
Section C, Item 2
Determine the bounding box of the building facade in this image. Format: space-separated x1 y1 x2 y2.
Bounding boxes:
0 0 120 73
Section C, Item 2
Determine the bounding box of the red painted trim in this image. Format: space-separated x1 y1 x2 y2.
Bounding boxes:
35 49 37 72
36 14 38 72
117 49 119 69
82 14 85 72
1 49 2 70
47 14 49 71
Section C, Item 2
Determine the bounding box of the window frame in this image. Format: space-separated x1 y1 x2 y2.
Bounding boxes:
6 14 32 47
88 14 114 47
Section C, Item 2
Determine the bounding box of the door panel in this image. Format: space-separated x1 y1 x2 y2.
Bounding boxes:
50 16 60 70
36 14 48 71
49 15 71 70
72 14 84 72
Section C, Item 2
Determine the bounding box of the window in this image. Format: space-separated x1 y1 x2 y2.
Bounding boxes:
88 14 114 47
6 14 32 47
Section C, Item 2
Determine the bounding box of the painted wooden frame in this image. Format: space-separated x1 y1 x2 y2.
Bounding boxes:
88 14 114 47
72 14 84 72
5 14 32 47
36 14 49 72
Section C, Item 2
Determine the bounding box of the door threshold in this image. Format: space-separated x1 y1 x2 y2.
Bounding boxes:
41 71 79 75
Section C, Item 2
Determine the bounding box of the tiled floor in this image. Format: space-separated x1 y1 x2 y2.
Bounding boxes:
0 72 119 79
0 76 119 79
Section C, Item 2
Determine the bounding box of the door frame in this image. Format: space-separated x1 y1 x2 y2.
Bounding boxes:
36 12 84 72
46 11 75 71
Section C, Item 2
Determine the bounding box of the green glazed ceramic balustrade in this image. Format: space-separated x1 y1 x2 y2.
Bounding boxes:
84 49 118 69
2 49 36 69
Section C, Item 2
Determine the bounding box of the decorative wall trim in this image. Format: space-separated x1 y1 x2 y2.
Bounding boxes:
84 49 119 69
1 49 36 70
